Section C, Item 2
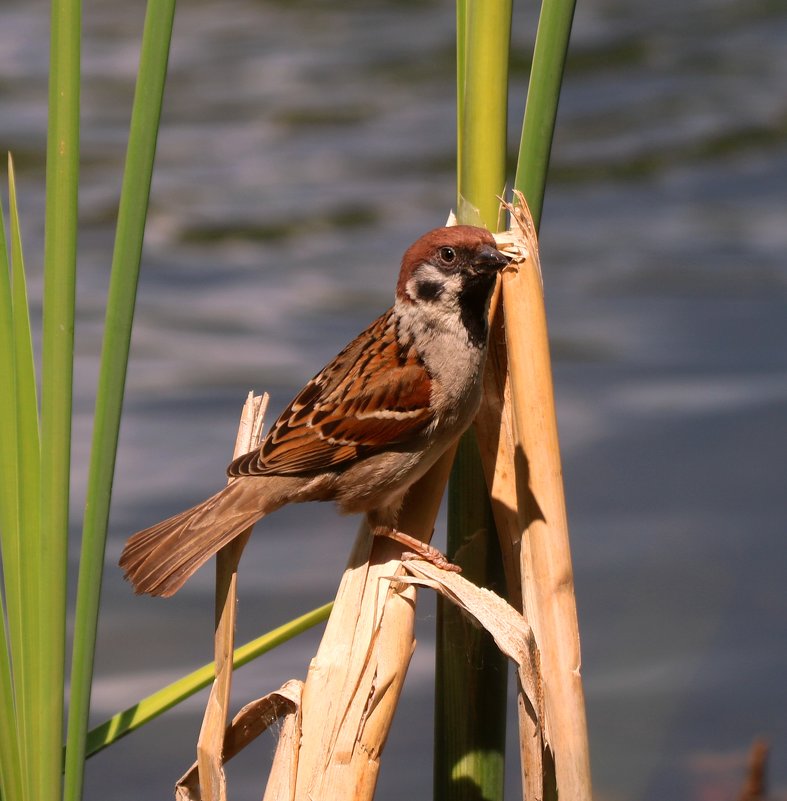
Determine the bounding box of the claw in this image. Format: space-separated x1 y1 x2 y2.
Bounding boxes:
373 527 462 573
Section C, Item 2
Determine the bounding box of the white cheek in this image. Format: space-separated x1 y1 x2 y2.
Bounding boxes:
405 264 463 304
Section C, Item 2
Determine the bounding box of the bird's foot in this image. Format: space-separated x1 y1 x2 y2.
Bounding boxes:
374 527 461 573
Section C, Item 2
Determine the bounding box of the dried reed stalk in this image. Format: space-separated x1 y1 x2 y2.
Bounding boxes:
260 454 546 801
475 323 548 800
476 273 548 800
474 279 523 610
271 446 457 801
177 680 302 801
196 392 268 801
479 195 591 800
175 546 545 801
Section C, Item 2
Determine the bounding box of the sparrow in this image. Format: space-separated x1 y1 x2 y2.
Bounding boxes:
120 225 509 597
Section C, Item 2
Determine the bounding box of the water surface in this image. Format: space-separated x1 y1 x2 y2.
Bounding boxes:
1 0 786 798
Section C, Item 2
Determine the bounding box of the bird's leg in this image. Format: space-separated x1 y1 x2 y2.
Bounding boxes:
371 525 461 573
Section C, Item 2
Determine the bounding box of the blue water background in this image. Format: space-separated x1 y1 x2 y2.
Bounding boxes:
1 0 786 799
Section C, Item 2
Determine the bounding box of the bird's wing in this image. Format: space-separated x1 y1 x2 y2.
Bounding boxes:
227 309 435 477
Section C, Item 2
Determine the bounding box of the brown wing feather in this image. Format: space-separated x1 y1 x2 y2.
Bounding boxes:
228 309 434 477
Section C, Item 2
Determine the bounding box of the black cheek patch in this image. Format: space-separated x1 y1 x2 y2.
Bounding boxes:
416 280 444 301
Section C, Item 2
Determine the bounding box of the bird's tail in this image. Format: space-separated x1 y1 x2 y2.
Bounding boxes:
119 476 287 597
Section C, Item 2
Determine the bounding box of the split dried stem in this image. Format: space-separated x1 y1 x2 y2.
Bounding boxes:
481 195 591 800
280 446 456 801
195 392 268 801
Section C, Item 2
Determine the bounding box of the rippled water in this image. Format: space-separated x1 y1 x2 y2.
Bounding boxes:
2 0 786 799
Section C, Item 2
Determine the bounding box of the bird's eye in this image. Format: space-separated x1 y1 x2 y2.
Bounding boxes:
439 247 456 263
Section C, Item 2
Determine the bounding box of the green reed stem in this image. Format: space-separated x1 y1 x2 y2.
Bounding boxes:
0 164 26 801
83 603 332 758
436 3 513 800
456 0 467 192
457 0 512 229
514 0 577 230
438 436 508 801
8 157 42 801
0 611 21 801
63 1 176 799
37 0 82 796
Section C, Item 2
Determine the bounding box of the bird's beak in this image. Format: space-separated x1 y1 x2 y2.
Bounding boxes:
472 244 510 274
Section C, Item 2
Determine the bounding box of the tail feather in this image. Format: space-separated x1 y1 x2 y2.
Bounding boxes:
119 477 282 597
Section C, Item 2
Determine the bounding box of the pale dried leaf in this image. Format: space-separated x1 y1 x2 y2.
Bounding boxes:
178 681 303 801
398 559 544 731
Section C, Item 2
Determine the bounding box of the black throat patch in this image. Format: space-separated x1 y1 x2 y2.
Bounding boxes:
458 273 495 348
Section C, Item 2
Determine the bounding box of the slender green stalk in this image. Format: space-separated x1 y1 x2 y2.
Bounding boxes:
0 185 18 607
457 0 512 229
63 2 176 799
83 602 332 759
38 0 82 797
514 0 577 230
456 0 467 191
8 157 42 801
436 3 513 800
437 436 508 801
0 175 25 801
0 614 21 801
